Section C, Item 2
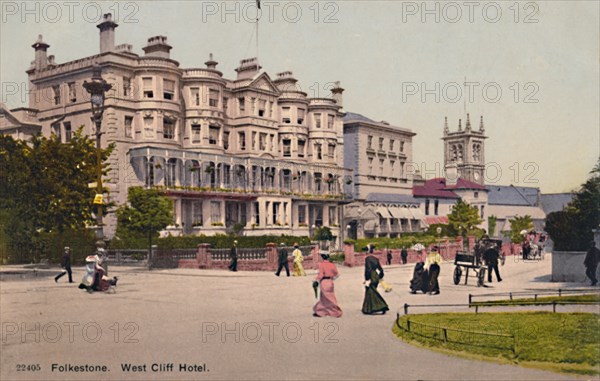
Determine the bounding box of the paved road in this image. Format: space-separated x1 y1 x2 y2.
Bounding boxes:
1 254 597 380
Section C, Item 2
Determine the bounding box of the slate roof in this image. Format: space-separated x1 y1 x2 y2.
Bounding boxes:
342 112 378 124
365 193 420 205
486 185 540 206
540 193 574 214
342 111 416 136
413 177 485 199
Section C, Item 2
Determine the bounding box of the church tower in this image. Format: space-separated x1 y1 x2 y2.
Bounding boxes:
442 114 487 185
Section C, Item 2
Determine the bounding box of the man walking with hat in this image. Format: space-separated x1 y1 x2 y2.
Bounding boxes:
55 246 73 283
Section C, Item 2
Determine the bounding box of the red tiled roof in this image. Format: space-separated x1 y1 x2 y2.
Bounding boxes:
424 216 449 225
413 177 485 198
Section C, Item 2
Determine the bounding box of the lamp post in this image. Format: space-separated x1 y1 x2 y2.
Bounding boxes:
83 65 112 248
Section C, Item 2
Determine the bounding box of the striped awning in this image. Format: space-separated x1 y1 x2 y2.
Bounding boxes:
408 208 426 220
388 207 412 219
376 207 393 219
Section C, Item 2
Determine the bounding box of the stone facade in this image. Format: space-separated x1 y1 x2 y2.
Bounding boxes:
8 14 351 240
442 114 487 185
342 113 420 238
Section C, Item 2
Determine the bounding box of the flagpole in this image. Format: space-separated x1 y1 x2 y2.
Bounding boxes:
256 0 260 60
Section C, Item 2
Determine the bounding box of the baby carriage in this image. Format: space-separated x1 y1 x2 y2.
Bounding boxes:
409 262 429 294
79 255 118 293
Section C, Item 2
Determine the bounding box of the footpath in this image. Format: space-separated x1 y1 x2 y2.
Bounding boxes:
1 253 597 380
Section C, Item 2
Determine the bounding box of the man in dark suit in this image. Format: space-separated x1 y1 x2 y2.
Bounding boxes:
229 240 238 272
401 247 408 264
483 243 502 283
55 246 73 283
275 243 290 276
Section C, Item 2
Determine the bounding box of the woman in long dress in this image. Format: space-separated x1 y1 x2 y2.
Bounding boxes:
292 244 306 276
313 254 343 317
362 255 389 314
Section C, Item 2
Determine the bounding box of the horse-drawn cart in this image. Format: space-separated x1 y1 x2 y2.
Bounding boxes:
453 252 486 287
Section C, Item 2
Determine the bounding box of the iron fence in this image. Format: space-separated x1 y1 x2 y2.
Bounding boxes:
395 313 516 354
106 250 148 266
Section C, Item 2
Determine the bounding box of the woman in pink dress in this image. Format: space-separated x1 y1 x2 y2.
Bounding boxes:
313 254 343 318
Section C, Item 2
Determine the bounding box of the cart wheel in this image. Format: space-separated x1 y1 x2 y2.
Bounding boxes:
477 269 485 287
453 266 462 285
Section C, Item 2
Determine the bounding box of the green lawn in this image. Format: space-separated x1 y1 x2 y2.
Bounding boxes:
393 312 600 375
471 293 600 306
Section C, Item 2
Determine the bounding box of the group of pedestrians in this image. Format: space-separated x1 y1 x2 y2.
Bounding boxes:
54 246 117 292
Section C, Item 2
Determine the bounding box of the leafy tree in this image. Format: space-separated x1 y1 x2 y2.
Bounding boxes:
487 215 497 237
508 215 534 243
116 187 173 263
545 211 579 250
546 158 600 250
425 223 451 237
447 199 483 238
313 226 333 241
0 130 112 263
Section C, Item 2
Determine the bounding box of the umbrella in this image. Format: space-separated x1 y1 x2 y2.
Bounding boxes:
312 281 319 299
412 243 425 251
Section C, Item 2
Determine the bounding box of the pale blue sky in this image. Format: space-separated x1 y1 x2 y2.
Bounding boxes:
1 1 598 193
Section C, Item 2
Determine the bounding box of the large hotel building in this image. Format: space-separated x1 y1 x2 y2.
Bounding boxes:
4 14 353 239
3 14 558 242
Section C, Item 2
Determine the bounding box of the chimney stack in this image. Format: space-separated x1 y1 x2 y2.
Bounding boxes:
97 13 118 53
235 58 261 80
142 36 172 58
31 34 49 70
